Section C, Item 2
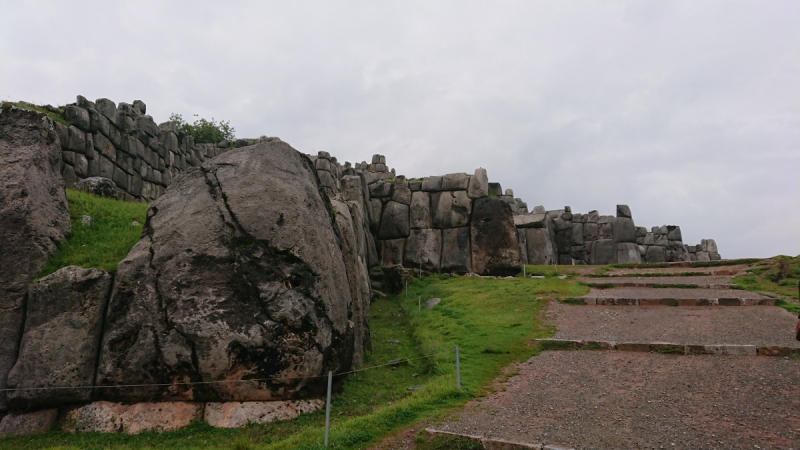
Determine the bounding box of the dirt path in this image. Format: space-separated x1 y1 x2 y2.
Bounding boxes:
549 302 800 347
433 351 800 450
427 265 800 449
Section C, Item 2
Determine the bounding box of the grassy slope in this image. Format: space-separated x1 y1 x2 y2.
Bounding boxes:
731 255 800 314
2 274 586 450
39 189 148 278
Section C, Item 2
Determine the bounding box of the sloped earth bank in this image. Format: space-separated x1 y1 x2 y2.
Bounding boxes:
426 267 800 449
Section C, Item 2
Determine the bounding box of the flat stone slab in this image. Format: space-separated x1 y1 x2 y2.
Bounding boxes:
602 263 751 277
434 351 800 449
62 401 204 434
580 286 775 306
549 302 800 347
204 399 324 428
0 409 58 436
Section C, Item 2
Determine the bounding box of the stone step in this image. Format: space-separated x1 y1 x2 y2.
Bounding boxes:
533 339 800 357
582 297 775 306
579 286 775 306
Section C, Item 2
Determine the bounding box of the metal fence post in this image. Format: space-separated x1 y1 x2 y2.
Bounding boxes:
456 345 461 391
324 371 332 446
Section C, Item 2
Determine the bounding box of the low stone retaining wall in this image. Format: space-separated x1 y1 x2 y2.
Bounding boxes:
534 339 800 356
0 399 324 436
581 297 776 306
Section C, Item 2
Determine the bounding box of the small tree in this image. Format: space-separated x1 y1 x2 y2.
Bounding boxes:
169 113 235 144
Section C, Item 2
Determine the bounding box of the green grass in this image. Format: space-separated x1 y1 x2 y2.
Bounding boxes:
731 256 800 313
4 101 69 126
1 275 586 450
38 189 148 278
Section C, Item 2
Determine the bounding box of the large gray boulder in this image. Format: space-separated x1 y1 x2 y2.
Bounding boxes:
525 228 555 265
441 173 469 190
0 106 71 412
589 239 616 265
95 141 356 403
410 191 431 229
7 267 112 410
513 213 547 228
391 176 412 205
470 198 521 276
431 191 471 229
404 229 442 272
645 246 666 263
440 227 472 273
615 243 642 264
612 217 636 243
378 201 410 240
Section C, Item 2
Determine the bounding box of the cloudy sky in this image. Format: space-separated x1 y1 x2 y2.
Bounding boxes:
2 1 797 258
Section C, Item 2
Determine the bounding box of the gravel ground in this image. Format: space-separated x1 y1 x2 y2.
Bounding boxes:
434 351 800 449
580 276 734 287
548 302 800 347
582 286 771 300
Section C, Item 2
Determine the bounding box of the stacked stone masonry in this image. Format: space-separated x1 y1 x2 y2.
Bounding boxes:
54 95 237 202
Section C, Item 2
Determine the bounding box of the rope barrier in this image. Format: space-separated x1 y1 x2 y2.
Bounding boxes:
0 350 454 393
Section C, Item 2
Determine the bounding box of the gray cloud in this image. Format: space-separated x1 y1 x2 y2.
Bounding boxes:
2 0 797 257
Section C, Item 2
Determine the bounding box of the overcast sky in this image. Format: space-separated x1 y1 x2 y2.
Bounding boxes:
2 1 798 258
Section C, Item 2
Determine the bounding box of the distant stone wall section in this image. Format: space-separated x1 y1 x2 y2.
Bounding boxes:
53 96 234 202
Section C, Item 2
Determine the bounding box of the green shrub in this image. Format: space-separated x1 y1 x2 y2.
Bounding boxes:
170 113 235 144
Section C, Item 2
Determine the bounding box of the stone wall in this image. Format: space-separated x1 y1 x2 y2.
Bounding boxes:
52 96 234 202
311 152 721 270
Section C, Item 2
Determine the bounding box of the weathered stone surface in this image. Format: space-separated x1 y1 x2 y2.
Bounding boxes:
488 182 503 197
643 232 655 245
615 242 642 264
0 409 58 436
590 239 616 265
701 239 718 253
378 201 410 240
431 191 472 229
440 227 472 273
645 245 666 263
381 239 405 266
404 228 442 271
525 228 555 265
95 141 356 403
410 191 431 229
467 168 488 199
518 228 528 263
369 180 393 198
442 172 469 190
571 223 584 245
64 105 90 131
315 157 332 171
7 267 111 410
531 205 545 214
636 226 648 238
95 98 118 125
616 204 632 218
421 176 442 192
513 213 547 228
555 229 571 254
135 115 159 137
369 198 383 232
205 400 324 428
655 234 668 247
392 176 412 205
0 106 71 412
470 198 521 276
583 223 599 241
426 298 441 309
62 401 203 434
696 251 711 261
666 226 682 241
612 217 636 243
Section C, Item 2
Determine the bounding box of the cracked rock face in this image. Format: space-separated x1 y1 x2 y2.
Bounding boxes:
95 141 354 403
0 106 71 412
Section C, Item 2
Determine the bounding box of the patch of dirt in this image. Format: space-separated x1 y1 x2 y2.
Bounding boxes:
369 421 430 450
